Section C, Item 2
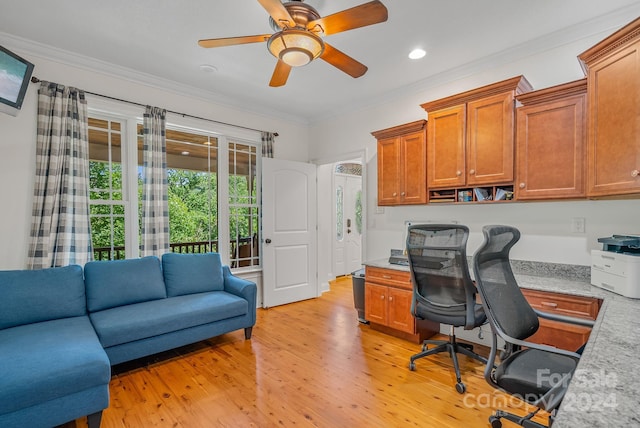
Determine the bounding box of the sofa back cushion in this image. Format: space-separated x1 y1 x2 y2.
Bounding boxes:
0 265 86 330
162 252 224 297
84 256 166 312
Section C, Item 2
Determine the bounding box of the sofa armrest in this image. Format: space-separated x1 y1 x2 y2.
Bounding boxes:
222 266 257 324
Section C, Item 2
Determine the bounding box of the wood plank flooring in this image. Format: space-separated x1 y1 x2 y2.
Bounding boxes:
66 276 549 427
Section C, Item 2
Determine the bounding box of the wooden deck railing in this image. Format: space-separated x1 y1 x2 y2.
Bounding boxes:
92 237 258 266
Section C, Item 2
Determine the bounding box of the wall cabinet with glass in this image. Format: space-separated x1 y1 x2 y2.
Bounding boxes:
515 79 587 200
421 76 532 203
372 120 427 206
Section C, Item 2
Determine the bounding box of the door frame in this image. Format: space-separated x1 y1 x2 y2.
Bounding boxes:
313 149 367 293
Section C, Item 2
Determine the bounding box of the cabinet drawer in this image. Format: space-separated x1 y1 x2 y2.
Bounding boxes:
522 289 600 320
366 266 412 290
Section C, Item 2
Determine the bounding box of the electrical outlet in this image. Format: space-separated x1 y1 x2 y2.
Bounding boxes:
571 217 585 233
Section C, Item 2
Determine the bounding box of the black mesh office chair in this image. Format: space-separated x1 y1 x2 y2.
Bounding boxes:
406 224 487 394
472 225 594 428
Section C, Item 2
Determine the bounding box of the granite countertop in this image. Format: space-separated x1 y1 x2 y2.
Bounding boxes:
363 259 640 427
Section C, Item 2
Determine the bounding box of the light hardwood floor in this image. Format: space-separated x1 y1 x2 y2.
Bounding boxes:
66 276 548 428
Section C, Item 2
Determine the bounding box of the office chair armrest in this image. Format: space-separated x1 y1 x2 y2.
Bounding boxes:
495 330 582 360
533 372 572 412
534 309 596 328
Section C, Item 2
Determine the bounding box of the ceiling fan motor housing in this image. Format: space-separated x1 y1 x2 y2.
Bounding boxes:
269 1 322 32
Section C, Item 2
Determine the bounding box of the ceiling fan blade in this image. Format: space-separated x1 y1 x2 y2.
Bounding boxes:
257 0 295 28
307 0 388 36
269 60 292 87
320 43 368 78
198 34 271 48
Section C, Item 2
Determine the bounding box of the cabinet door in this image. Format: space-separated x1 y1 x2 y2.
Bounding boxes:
387 287 415 334
466 92 515 185
377 137 401 205
427 105 466 188
587 41 640 196
365 282 388 325
516 94 586 200
400 131 427 204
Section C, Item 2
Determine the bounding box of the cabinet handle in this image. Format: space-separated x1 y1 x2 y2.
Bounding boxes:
392 192 397 196
541 301 558 308
632 169 639 177
389 296 393 302
381 295 385 300
519 183 525 189
469 169 475 175
456 170 462 176
382 274 392 279
400 192 405 196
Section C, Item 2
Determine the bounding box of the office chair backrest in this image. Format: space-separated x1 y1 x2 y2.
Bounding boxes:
473 225 539 340
406 224 474 308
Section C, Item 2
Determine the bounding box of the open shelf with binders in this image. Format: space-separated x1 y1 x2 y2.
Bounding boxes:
428 185 515 204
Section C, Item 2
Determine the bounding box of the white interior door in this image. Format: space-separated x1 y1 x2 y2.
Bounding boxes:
333 173 362 276
262 158 317 307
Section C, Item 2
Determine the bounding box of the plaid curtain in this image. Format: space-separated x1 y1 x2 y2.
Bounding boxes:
141 106 170 256
27 81 92 269
261 131 274 158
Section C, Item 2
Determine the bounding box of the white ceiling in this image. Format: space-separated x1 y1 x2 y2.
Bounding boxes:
1 0 639 123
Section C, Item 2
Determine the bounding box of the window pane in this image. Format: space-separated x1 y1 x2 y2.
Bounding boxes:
228 141 260 268
148 127 219 255
336 185 344 241
89 117 126 260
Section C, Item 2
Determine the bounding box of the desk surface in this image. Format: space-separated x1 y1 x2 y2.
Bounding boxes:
363 259 639 427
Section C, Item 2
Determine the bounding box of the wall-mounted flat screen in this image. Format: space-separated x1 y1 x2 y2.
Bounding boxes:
0 44 35 116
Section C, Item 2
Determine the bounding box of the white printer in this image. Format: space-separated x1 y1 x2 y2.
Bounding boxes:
591 235 640 299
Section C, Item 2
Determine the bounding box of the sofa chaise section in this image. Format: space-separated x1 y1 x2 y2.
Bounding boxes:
0 265 110 428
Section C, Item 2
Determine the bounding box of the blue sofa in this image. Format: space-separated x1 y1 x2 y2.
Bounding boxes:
0 252 257 428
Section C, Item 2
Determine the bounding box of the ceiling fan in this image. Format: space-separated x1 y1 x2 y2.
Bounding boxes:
198 0 388 87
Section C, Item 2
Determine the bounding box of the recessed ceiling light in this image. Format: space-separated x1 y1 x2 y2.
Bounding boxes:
199 64 218 73
408 48 426 60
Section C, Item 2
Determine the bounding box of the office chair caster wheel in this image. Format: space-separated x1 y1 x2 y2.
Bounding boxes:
408 361 416 371
489 416 502 428
455 382 466 394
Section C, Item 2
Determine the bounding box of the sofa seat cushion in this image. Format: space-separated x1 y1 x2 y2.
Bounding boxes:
85 256 167 312
90 291 249 348
0 316 110 416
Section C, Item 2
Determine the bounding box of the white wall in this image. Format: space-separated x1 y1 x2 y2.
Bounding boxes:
0 50 310 270
308 13 640 267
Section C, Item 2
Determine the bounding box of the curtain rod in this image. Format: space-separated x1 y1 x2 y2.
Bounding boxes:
30 76 278 137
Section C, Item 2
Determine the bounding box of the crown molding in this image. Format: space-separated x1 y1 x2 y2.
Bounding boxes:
311 2 640 124
0 32 310 126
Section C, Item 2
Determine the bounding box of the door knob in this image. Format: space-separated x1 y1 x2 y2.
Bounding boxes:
265 238 272 244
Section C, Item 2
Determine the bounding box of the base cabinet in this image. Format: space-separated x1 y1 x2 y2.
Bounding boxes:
364 266 438 343
522 288 601 352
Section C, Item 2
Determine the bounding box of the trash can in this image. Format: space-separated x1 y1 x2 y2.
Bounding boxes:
351 268 368 324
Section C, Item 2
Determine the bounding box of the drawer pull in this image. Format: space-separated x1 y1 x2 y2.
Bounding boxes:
382 275 392 279
600 255 615 260
541 301 558 308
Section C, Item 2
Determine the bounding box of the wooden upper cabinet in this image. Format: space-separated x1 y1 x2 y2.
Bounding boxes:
421 76 532 190
426 105 466 188
515 79 587 200
578 17 640 197
372 120 427 205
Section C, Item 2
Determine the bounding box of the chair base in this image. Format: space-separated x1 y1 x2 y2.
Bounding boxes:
490 409 550 428
408 333 487 394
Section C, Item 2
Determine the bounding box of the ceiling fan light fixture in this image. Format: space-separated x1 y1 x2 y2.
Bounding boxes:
268 29 324 67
